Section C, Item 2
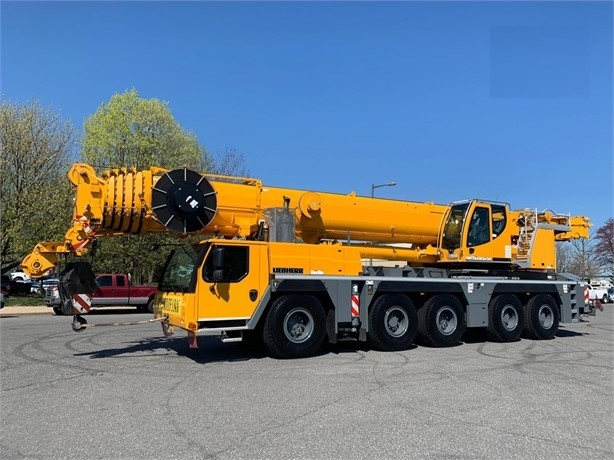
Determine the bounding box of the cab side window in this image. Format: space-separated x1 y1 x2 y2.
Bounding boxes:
467 207 490 247
491 205 507 238
96 275 113 287
203 246 249 282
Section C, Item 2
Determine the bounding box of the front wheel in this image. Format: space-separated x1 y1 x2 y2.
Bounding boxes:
418 295 465 347
263 295 326 359
53 307 64 315
523 294 559 340
602 294 609 304
368 294 418 351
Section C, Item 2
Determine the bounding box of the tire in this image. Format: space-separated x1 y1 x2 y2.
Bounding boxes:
487 294 523 342
602 294 608 304
418 294 465 347
147 299 154 313
263 295 326 359
368 294 418 351
522 294 560 340
53 307 64 315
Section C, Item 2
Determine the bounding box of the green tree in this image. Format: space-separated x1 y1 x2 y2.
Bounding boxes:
82 88 203 171
80 89 249 281
0 100 76 274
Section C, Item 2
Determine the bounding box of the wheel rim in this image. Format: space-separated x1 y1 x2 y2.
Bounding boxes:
436 306 458 336
384 306 409 337
283 307 314 344
537 304 554 329
500 305 519 331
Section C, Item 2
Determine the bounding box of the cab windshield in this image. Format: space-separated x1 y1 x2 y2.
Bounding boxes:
158 243 207 293
441 203 469 251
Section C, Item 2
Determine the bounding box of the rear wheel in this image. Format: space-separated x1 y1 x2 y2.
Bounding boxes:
368 294 417 351
487 294 523 342
263 295 326 359
523 294 559 340
418 295 465 347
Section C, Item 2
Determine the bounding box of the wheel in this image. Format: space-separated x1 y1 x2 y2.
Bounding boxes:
418 294 465 347
602 294 608 304
136 300 152 313
53 307 64 315
263 295 326 359
487 294 523 342
523 294 559 340
368 294 418 351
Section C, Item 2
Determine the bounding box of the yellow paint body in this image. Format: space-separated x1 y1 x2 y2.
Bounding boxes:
21 163 590 277
153 240 425 330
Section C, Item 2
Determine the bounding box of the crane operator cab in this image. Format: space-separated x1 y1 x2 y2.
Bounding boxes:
438 200 510 265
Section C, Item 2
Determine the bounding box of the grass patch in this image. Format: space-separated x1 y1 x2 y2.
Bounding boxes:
5 295 47 307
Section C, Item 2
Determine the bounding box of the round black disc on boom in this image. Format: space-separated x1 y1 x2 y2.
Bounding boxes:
151 168 217 233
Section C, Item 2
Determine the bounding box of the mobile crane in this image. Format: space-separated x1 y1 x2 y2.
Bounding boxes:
22 163 591 358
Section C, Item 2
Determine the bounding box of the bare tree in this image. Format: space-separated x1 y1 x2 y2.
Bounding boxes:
593 218 614 277
0 100 76 273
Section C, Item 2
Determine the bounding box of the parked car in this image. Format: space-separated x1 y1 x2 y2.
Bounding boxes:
0 291 5 309
46 273 156 315
1 275 32 296
608 288 614 303
9 271 31 282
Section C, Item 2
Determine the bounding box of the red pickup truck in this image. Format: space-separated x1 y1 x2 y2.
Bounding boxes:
45 273 157 315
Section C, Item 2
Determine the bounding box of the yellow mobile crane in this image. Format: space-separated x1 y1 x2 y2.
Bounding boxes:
22 163 591 358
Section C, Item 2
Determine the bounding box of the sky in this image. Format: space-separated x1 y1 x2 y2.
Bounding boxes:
1 1 613 231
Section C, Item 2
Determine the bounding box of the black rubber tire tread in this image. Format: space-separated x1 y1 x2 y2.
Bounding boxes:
522 294 560 340
367 294 418 351
487 294 523 342
263 295 326 359
53 307 64 315
417 294 465 347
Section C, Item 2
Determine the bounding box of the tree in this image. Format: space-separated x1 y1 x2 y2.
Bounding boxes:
593 218 614 277
0 100 76 274
82 88 204 171
207 148 250 177
80 89 249 280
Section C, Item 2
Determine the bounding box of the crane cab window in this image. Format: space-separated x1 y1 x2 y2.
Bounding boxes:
467 207 490 247
203 245 249 283
491 204 507 238
441 203 469 250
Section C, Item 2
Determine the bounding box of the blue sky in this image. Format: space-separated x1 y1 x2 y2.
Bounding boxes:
1 1 612 231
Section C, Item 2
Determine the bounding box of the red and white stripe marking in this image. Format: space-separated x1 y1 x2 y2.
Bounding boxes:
72 215 95 251
71 294 92 314
351 286 360 318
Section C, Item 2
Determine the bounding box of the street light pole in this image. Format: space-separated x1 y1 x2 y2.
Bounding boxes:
371 181 396 197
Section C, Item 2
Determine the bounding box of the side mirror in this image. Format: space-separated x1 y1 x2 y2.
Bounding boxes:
212 269 224 281
212 247 225 269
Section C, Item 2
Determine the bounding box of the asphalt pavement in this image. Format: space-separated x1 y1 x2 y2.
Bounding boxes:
1 304 612 459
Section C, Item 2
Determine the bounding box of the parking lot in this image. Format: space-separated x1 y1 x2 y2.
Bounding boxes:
1 307 612 459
